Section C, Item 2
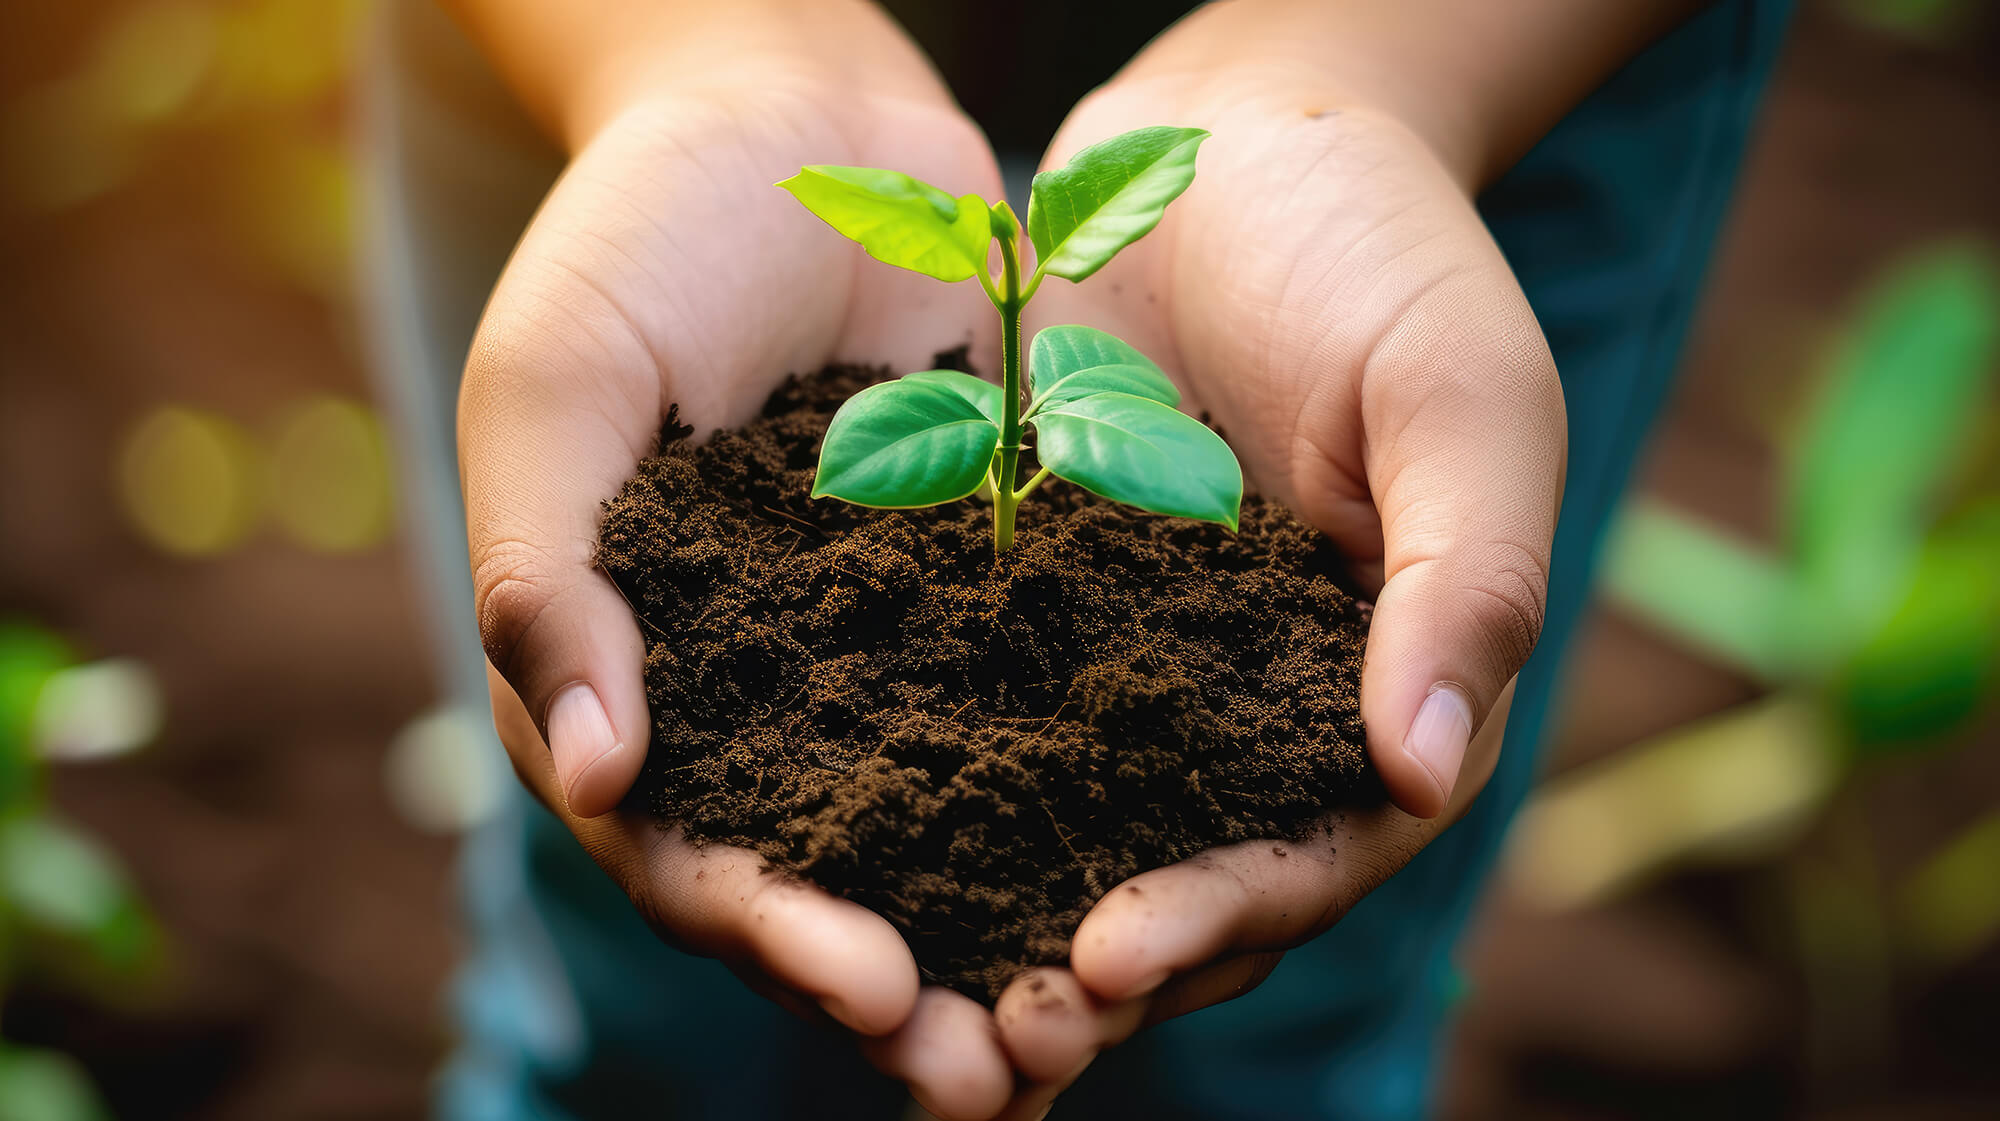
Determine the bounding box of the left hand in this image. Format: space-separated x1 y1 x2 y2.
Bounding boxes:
984 64 1566 1114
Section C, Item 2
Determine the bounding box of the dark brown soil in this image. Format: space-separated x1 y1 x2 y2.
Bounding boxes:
598 362 1372 1000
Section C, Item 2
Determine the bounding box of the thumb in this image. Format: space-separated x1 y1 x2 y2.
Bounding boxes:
458 287 662 819
1360 307 1565 819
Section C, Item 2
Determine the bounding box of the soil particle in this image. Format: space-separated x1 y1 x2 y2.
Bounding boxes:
599 363 1371 1000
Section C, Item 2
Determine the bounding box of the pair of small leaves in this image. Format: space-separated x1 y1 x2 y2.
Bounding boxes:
811 326 1240 529
778 126 1209 285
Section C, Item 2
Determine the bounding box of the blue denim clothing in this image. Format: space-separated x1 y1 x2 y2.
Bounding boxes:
359 3 1790 1118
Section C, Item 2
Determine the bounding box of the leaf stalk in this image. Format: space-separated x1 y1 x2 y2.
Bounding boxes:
991 229 1026 554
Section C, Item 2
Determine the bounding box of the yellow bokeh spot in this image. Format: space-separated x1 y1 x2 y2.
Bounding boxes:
230 135 354 296
84 0 219 126
209 0 363 110
117 407 262 557
266 395 394 553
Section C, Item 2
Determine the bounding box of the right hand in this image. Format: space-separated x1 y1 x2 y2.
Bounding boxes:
459 72 1031 1116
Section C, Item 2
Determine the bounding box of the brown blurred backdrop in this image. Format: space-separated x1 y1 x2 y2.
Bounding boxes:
0 2 1995 1119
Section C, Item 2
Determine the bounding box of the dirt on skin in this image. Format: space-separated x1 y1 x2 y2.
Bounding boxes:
598 360 1372 1000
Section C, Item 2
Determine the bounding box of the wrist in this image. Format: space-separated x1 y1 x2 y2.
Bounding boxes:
1065 67 1469 193
1083 0 1701 193
1078 62 1485 199
449 0 959 154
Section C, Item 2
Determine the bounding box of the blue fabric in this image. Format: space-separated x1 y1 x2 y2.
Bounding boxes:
437 4 1791 1117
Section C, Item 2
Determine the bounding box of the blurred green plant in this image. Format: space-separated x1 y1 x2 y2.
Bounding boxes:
0 621 163 1120
1839 0 1987 43
1512 242 2000 940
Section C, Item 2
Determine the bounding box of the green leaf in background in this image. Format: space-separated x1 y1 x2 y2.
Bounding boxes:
1026 126 1207 282
777 166 991 283
0 622 74 808
0 623 72 749
1503 694 1838 910
1831 500 2000 754
0 1047 110 1121
1839 0 1977 42
1900 807 2000 966
1598 498 1798 681
1788 244 2000 668
813 379 1001 507
1 816 130 935
1031 393 1241 528
901 369 1004 425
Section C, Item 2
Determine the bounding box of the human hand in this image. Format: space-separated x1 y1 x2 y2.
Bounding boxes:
989 60 1565 1106
457 47 1033 1113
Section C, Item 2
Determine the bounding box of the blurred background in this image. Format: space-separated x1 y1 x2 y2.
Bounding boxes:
0 1 1994 1118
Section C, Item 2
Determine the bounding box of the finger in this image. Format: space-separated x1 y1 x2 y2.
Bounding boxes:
1067 685 1509 1006
986 960 1280 1120
487 667 920 1035
1068 817 1407 1002
1138 950 1286 1029
602 824 923 1035
459 255 667 817
860 988 1013 1121
993 967 1146 1084
458 105 874 817
1358 278 1565 817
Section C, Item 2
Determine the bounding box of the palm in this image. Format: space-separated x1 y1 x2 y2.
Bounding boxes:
464 80 1027 1115
1028 104 1524 582
499 88 1005 444
983 93 1561 1096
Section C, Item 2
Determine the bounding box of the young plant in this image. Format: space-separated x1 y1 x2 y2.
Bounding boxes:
778 126 1241 554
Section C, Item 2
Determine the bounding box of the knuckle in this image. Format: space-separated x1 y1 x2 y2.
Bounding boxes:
1455 540 1551 673
470 537 560 676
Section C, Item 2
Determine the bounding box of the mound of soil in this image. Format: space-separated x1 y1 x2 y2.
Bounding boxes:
598 361 1371 999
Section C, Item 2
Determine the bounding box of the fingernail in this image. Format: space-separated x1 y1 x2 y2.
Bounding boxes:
547 682 619 809
1119 968 1170 1001
1405 683 1473 806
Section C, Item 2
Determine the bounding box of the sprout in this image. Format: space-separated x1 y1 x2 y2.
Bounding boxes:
779 126 1239 553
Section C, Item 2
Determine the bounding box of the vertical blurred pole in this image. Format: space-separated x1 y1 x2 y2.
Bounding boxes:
351 0 560 718
349 4 588 1095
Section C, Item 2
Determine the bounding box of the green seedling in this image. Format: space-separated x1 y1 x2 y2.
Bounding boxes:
778 126 1241 553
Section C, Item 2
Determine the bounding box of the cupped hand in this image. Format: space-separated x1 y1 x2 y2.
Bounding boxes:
991 72 1566 1107
459 74 1025 1117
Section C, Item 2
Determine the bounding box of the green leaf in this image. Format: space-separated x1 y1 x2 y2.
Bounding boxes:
1900 807 2000 965
1027 324 1179 411
1033 364 1180 414
1 815 131 936
0 621 74 806
1598 498 1798 681
0 810 159 972
1788 244 2000 665
1031 393 1240 528
778 166 990 283
902 369 1005 425
813 379 1001 508
1830 500 2000 754
1027 126 1207 282
987 198 1020 242
0 1048 111 1121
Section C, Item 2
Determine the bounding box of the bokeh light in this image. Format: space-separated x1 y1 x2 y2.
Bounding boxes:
384 705 504 835
265 394 394 553
116 406 261 557
33 658 163 763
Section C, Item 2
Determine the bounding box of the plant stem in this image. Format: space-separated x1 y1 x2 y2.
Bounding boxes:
1013 466 1051 501
992 228 1026 554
